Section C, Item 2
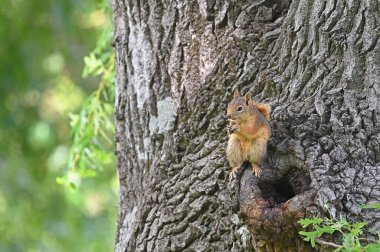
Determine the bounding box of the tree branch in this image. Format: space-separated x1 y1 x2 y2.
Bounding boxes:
315 238 341 248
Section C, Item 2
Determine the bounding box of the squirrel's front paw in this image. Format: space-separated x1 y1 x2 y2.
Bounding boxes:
252 164 262 177
228 120 238 134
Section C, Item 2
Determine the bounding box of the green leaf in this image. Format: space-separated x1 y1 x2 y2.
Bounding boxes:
351 222 366 236
365 243 380 252
359 203 380 210
315 225 335 235
83 53 104 77
342 233 352 250
56 176 67 185
298 217 324 228
69 182 77 190
338 215 350 229
330 221 343 230
299 231 317 247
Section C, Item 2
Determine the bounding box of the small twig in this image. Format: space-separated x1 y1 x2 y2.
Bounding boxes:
315 238 341 248
359 237 378 243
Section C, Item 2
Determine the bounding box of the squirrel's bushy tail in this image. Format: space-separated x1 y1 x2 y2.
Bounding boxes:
250 101 271 121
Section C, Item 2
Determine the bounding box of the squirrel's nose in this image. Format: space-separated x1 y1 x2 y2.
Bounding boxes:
226 114 232 119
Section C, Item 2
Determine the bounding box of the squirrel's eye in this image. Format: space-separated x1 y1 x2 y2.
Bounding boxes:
237 106 243 112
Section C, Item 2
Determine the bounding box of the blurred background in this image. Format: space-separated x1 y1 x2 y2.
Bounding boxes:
0 0 118 251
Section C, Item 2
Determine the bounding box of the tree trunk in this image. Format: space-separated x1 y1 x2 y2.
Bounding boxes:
112 0 380 251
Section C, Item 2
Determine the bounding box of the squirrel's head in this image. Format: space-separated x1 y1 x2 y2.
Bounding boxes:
226 90 252 120
227 89 271 121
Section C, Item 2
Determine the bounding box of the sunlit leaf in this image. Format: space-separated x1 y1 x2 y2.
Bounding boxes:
359 203 380 210
365 243 380 252
298 217 324 228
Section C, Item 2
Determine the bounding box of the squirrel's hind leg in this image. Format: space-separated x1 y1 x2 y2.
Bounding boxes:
251 163 262 177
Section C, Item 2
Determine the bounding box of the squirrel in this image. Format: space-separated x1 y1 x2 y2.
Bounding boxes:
226 90 271 181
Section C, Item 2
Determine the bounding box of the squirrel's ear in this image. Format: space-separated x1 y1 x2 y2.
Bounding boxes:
244 91 251 105
233 89 240 98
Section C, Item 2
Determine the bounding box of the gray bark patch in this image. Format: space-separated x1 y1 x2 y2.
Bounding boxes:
149 97 176 134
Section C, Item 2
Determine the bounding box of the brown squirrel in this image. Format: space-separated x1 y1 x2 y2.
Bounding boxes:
226 90 271 181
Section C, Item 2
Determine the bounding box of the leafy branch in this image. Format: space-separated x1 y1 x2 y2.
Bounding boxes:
298 204 380 252
57 20 115 189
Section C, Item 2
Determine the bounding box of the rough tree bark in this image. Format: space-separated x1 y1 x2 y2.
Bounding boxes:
112 0 380 251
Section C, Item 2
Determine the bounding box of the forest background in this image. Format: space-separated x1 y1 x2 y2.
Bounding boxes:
0 0 117 251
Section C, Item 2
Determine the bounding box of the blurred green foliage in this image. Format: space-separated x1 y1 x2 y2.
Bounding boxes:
0 0 117 251
58 27 115 189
